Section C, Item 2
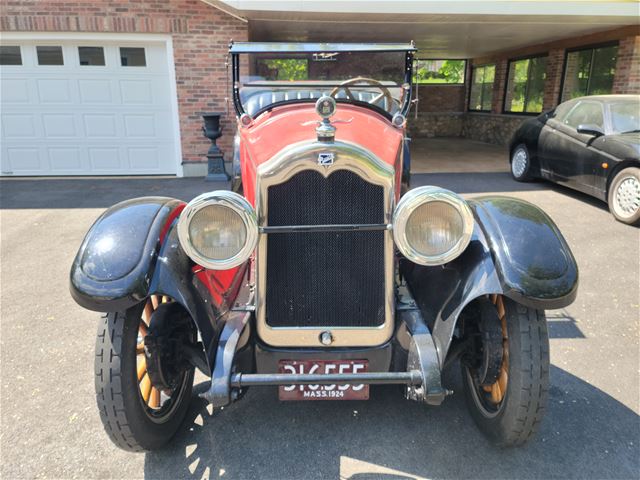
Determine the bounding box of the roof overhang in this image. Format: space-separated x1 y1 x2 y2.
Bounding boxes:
203 1 639 58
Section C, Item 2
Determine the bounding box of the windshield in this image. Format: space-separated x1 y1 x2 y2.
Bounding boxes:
236 51 411 118
609 101 640 134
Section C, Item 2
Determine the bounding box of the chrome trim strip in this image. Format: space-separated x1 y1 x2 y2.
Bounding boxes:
256 140 396 348
260 223 391 234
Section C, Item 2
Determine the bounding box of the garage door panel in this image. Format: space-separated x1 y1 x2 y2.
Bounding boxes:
1 38 178 176
2 114 36 138
83 114 121 138
89 147 121 171
78 79 113 103
49 148 82 172
4 148 42 172
37 78 72 103
1 79 29 103
42 114 77 137
128 147 162 170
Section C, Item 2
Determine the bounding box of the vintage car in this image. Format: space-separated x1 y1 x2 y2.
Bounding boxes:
509 95 640 225
70 42 578 451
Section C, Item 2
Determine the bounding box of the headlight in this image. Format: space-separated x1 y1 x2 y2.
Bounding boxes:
393 186 474 266
177 191 258 270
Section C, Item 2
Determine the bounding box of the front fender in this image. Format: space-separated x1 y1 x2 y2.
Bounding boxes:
69 197 185 312
469 196 578 310
401 195 578 367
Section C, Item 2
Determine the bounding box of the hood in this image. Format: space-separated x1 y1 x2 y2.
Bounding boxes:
238 103 404 206
606 132 640 151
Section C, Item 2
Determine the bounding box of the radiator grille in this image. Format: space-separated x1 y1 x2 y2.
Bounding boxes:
265 170 386 328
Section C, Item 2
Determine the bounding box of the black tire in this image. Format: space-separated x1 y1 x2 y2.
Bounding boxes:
607 167 640 226
461 296 549 447
95 303 194 452
510 144 533 182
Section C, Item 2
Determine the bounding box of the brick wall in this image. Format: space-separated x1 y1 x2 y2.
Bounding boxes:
613 35 640 94
1 0 248 168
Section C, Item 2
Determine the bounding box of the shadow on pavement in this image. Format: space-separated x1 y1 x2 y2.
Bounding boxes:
0 178 227 209
143 365 639 480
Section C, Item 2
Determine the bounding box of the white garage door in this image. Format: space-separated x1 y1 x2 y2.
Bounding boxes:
0 37 180 176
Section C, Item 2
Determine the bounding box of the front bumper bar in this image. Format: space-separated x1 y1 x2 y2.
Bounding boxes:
230 370 423 388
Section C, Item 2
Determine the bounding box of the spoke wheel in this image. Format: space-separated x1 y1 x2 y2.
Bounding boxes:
136 295 190 423
460 295 549 446
472 295 509 414
95 296 196 451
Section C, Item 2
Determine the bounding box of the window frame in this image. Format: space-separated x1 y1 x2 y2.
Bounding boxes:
467 63 496 113
502 53 548 116
0 45 23 66
413 58 467 85
36 45 65 66
558 41 619 104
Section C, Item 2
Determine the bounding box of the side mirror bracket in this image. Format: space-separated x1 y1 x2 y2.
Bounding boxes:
577 124 605 137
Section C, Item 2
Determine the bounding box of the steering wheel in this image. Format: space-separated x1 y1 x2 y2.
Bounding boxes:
330 77 394 111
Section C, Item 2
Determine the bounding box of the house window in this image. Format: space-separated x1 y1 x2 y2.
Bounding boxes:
413 60 466 84
469 64 495 111
37 46 64 66
561 44 618 101
504 55 548 114
78 46 105 66
0 46 22 65
120 47 146 67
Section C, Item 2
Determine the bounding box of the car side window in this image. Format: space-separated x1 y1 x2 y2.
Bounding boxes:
563 102 604 130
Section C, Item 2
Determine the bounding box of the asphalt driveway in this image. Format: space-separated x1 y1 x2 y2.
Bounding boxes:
1 139 638 479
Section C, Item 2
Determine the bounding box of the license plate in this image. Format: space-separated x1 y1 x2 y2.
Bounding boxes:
278 359 369 401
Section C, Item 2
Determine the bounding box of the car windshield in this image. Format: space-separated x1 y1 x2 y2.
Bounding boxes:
609 101 640 134
238 51 409 117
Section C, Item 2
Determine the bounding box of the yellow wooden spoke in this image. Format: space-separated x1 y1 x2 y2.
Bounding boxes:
140 372 152 402
149 387 161 409
137 356 147 381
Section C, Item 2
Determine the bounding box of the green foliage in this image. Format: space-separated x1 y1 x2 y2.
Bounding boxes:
260 59 308 81
414 60 465 84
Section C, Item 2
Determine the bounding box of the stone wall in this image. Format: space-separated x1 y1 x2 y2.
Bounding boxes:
461 114 527 146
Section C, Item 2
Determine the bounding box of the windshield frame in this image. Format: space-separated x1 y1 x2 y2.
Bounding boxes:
229 42 417 121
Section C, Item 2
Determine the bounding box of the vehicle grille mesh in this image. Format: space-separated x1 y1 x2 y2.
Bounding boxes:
265 170 386 328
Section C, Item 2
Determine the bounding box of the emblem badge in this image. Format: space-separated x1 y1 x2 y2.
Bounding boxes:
318 152 335 167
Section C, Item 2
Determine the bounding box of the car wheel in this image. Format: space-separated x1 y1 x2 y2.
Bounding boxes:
461 295 549 447
608 167 640 226
510 144 532 182
95 295 195 451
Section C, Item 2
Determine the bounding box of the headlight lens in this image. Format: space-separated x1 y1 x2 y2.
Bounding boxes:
393 187 474 266
178 191 258 270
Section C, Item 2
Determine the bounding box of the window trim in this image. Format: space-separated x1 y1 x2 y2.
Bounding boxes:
558 41 619 104
502 53 549 115
467 63 496 113
413 58 467 85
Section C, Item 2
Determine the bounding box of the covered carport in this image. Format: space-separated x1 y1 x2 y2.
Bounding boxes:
210 0 639 171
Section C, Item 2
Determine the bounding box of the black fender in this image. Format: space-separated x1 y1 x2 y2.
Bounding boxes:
469 196 578 309
69 197 185 312
401 195 577 366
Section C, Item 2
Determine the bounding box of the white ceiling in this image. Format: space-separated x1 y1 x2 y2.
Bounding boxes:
206 1 640 58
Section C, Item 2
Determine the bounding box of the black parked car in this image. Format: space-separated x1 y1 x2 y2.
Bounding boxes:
509 95 640 225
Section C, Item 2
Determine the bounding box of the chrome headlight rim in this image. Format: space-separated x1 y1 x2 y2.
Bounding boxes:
393 186 474 266
177 191 258 270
